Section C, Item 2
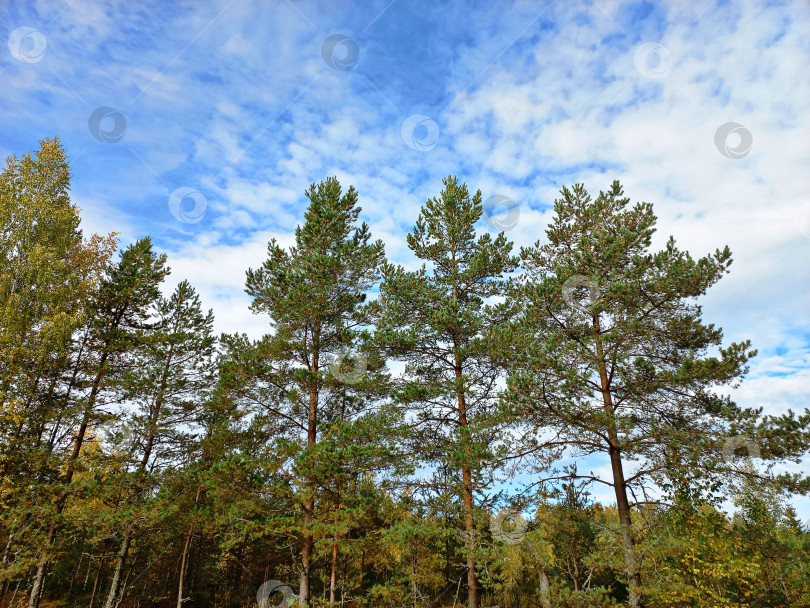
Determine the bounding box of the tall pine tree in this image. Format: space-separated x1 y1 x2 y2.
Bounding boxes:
227 177 385 606
501 181 809 607
101 279 215 608
375 176 518 608
27 237 168 608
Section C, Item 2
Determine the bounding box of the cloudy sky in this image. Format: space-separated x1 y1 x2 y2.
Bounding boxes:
2 0 808 518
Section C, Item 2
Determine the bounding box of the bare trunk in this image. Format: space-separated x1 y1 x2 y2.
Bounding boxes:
451 268 478 608
68 554 81 592
610 448 642 607
100 426 153 608
28 355 108 608
29 515 61 608
329 528 338 604
177 485 203 608
103 338 173 608
9 579 21 608
594 314 643 608
329 470 344 606
3 335 87 605
231 550 242 601
454 366 477 607
300 499 314 606
299 341 320 608
539 570 551 608
176 532 192 608
411 552 418 608
14 333 90 608
299 393 317 605
461 465 477 608
27 558 47 608
89 557 104 608
0 528 18 605
340 528 351 607
102 528 133 608
359 550 365 599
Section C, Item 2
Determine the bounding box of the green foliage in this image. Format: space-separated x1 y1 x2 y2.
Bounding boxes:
0 137 116 486
375 175 519 608
497 180 809 606
0 142 809 608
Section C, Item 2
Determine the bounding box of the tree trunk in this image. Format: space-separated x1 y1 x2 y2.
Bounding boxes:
0 526 19 605
340 528 350 607
177 485 203 608
9 579 21 608
16 335 88 608
329 472 343 606
461 464 477 608
329 527 339 604
539 570 550 608
594 315 643 608
454 364 477 608
450 264 479 608
89 557 104 608
411 552 418 608
103 527 133 608
104 338 174 608
330 401 348 606
299 526 313 607
231 550 243 602
27 556 48 608
176 531 192 608
69 554 82 592
28 354 109 608
300 348 320 607
610 449 642 608
359 550 365 599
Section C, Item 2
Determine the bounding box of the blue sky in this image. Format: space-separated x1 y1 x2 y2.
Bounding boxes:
2 0 809 519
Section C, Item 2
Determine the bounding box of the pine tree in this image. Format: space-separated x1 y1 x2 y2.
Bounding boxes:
375 176 518 608
227 177 385 606
27 237 168 608
500 181 809 607
101 280 215 608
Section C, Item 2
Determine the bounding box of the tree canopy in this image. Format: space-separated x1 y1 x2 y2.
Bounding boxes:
1 139 808 608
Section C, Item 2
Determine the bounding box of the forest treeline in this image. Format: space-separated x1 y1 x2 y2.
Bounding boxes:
1 138 809 608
